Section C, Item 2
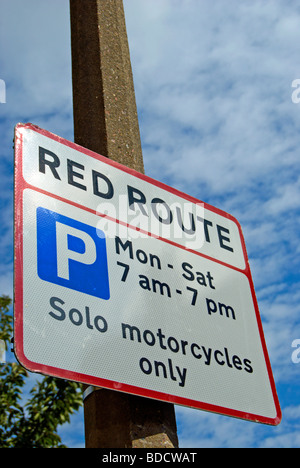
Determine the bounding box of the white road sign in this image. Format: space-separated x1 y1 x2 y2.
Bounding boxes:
14 123 281 425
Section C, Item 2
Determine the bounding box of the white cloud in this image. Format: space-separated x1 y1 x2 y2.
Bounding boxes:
0 0 73 137
176 405 258 448
125 0 300 215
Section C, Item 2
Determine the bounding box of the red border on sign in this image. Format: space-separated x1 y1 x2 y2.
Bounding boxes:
14 123 281 426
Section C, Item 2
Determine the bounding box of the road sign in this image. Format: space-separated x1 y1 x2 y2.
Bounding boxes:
14 123 281 425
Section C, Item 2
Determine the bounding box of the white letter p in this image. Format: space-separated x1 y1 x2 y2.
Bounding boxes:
56 222 97 280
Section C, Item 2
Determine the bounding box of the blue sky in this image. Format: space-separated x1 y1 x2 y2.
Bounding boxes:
1 0 300 448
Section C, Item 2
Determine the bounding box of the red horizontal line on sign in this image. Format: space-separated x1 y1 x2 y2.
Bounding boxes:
21 178 249 276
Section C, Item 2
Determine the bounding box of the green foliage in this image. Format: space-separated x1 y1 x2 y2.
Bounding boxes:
0 295 83 448
0 295 13 348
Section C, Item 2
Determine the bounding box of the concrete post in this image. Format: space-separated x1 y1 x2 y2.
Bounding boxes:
70 0 178 448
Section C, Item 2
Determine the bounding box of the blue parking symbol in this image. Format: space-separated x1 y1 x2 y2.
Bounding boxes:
36 207 110 300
